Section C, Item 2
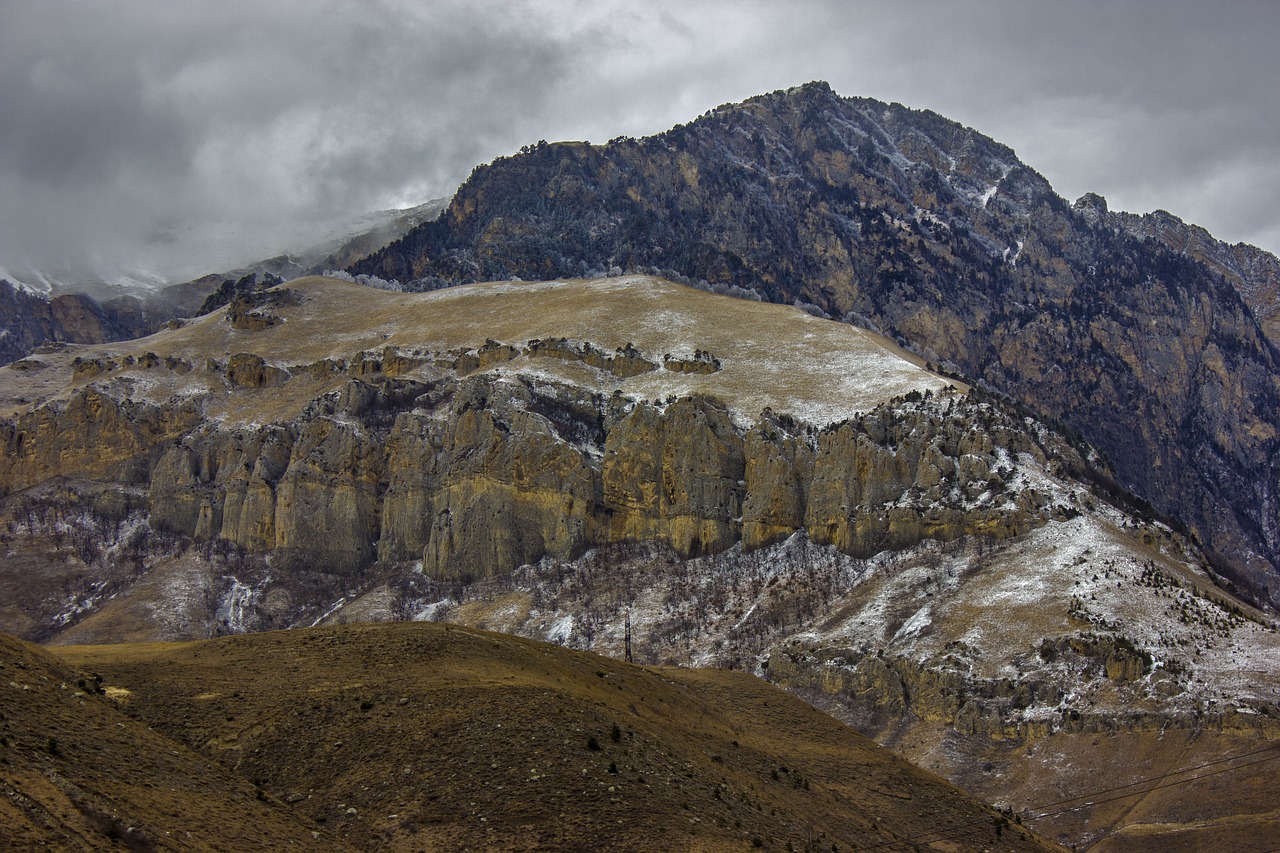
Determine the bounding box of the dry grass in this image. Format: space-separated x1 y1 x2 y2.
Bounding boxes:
941 726 1280 853
0 276 956 426
0 632 343 851
50 621 1061 852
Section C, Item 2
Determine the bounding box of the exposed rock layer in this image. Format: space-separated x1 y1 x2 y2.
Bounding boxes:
0 367 1083 583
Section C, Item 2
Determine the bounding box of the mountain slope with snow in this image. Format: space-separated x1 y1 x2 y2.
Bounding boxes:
351 82 1280 613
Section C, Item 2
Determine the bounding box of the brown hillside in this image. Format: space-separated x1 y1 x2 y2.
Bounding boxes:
0 632 340 851
54 621 1061 852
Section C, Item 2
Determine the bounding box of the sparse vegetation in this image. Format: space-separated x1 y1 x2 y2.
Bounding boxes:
20 622 1064 852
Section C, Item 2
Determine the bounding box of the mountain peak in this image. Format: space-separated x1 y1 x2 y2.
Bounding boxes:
1073 191 1109 226
349 86 1280 610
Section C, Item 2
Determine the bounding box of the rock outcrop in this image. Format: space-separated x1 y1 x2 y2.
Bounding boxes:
0 388 204 490
765 639 1277 743
2 359 1086 584
0 280 155 366
0 283 178 373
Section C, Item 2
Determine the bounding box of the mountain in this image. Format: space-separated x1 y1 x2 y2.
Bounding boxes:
0 274 1277 849
351 82 1280 611
5 622 1060 852
0 199 448 367
0 279 173 367
167 197 450 301
1105 201 1280 347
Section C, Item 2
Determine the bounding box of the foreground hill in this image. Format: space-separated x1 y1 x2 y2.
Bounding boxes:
32 622 1058 852
0 631 342 851
352 81 1280 610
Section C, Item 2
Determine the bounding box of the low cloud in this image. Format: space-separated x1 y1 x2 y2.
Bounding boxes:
2 0 1277 287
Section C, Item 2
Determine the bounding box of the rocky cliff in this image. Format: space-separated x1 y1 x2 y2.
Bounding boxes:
1107 202 1280 347
0 275 1084 615
4 349 1068 585
352 82 1280 609
0 279 161 366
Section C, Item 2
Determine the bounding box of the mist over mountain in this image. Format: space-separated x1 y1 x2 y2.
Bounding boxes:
0 199 447 366
352 81 1280 610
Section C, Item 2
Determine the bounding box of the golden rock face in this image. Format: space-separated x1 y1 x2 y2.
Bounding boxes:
0 388 204 491
0 276 1074 583
61 371 1063 582
0 361 1067 584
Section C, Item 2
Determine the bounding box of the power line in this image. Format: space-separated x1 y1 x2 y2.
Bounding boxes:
1024 747 1280 823
846 739 1280 852
1021 739 1280 817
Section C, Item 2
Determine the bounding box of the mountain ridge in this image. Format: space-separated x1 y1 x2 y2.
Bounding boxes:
0 199 449 367
351 81 1280 610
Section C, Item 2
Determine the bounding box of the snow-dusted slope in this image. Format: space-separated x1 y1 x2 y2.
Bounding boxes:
0 274 952 425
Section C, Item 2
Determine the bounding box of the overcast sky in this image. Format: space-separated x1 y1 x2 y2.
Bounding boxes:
2 0 1278 288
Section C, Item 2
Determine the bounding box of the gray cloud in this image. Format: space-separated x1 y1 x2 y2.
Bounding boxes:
2 0 1278 287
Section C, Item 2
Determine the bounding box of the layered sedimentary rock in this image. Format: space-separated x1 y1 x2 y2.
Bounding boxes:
0 389 204 490
1 360 1084 583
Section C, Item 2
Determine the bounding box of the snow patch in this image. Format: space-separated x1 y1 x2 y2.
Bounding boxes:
545 615 575 645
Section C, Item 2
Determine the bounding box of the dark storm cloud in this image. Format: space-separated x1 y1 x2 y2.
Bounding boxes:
2 0 1278 287
0 0 592 283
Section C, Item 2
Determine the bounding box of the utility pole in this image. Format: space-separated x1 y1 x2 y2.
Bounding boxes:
624 609 633 663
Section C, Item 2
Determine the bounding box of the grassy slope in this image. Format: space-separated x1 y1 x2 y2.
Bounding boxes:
0 275 954 426
52 621 1060 852
0 633 341 851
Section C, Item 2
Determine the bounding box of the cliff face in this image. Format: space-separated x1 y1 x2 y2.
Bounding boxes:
0 280 135 365
0 389 205 490
0 274 1099 588
1109 204 1280 347
126 372 1075 583
352 82 1280 607
0 278 195 368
